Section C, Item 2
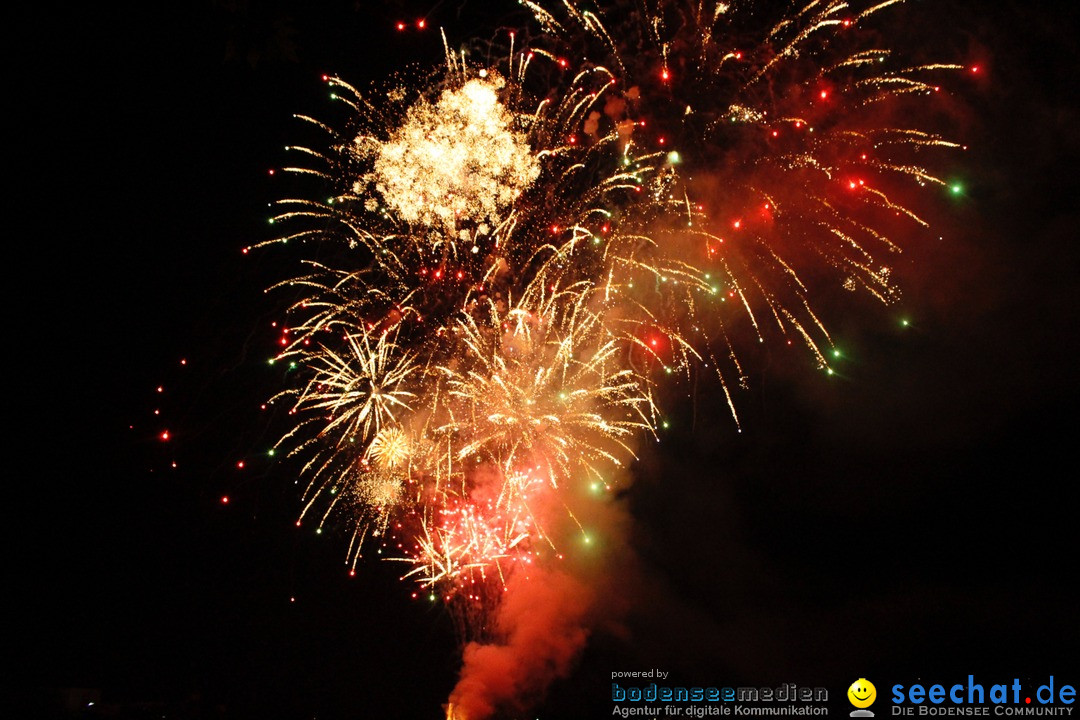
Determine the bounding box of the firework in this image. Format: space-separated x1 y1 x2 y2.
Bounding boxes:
525 0 963 366
255 2 962 707
262 39 699 596
373 76 541 231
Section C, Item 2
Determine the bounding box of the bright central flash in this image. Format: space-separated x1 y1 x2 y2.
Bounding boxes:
372 77 540 231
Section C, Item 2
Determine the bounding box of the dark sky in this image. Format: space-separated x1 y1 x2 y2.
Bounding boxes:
14 1 1079 718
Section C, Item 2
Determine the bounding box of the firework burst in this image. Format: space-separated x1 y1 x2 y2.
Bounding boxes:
525 0 963 365
254 2 963 714
262 36 701 593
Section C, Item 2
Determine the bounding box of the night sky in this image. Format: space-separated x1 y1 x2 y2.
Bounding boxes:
14 1 1079 718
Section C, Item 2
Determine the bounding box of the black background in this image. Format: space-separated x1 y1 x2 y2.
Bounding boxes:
13 1 1079 717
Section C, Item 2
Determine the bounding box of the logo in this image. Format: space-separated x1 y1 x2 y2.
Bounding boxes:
890 675 1076 715
850 679 878 717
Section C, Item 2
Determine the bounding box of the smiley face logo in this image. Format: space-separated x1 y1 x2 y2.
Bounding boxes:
848 679 877 709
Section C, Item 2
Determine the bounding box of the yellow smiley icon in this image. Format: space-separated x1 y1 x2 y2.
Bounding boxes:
848 679 877 708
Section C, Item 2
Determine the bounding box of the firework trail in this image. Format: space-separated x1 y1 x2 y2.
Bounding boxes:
255 2 963 716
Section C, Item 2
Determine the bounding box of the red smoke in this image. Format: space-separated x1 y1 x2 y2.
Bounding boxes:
448 567 593 719
446 477 637 720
